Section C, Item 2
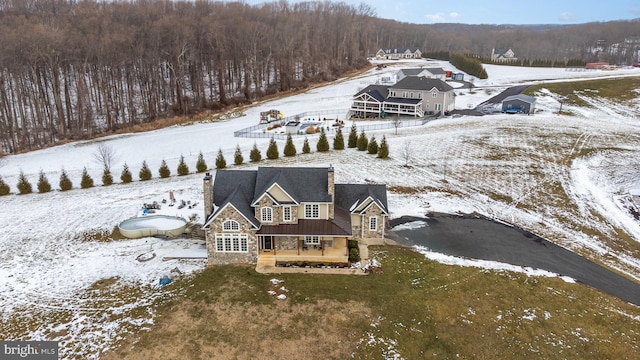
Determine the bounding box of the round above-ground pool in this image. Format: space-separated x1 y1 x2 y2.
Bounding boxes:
118 215 188 239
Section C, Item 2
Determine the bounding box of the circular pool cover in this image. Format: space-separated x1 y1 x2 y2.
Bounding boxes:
118 215 188 238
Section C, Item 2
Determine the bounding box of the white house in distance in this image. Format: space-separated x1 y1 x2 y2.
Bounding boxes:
491 48 517 62
375 48 422 60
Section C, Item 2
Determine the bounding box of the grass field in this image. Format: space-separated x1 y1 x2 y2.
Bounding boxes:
101 246 640 359
525 77 640 107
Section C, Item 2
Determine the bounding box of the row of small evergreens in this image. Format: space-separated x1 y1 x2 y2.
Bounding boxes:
0 124 389 195
421 51 488 79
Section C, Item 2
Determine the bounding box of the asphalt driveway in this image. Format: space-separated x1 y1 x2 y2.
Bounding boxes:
390 213 640 306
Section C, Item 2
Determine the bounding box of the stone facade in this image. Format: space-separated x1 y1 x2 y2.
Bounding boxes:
352 215 363 241
206 205 258 265
203 168 388 266
276 236 298 251
203 173 213 220
348 204 386 243
360 204 385 241
256 196 276 224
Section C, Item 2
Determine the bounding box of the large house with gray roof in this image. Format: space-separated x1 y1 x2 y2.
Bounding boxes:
396 67 446 81
350 76 455 119
202 167 388 266
491 48 517 62
375 48 422 60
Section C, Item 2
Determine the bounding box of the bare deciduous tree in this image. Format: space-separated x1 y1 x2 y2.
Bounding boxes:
402 141 412 167
93 143 118 171
392 115 401 135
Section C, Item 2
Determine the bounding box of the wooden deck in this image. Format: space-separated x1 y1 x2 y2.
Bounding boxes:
255 244 369 275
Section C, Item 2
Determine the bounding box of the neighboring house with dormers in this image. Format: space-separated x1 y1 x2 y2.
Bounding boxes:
202 167 388 266
491 48 517 62
376 48 422 60
350 76 455 119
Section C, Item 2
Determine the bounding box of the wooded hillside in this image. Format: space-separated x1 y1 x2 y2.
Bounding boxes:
0 0 638 154
0 0 379 154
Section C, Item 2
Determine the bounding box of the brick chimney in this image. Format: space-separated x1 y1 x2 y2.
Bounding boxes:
328 166 334 219
203 172 213 221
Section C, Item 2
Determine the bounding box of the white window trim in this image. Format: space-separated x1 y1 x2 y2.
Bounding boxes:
304 235 320 245
283 206 292 222
304 204 320 219
261 207 273 223
222 220 240 231
369 216 378 231
432 91 438 98
215 233 248 253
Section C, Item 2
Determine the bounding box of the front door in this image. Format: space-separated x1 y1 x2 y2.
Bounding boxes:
262 236 273 251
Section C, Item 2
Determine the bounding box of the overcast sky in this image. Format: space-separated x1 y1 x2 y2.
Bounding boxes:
237 0 640 25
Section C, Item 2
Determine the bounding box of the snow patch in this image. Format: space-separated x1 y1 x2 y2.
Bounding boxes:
414 246 576 281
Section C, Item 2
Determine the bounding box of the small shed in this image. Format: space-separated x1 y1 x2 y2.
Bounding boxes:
285 121 301 134
451 72 464 81
502 94 536 114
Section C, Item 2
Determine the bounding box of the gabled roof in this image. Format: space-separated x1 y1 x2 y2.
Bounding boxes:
334 184 388 215
252 182 298 207
494 48 512 56
399 68 424 76
380 48 420 54
425 67 445 75
391 76 454 92
399 67 445 77
353 85 389 102
206 170 260 228
253 167 332 204
503 94 536 104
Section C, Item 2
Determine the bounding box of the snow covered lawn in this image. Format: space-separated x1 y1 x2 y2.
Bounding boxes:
1 59 640 358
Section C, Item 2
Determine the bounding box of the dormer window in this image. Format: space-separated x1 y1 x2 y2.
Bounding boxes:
304 204 320 218
261 207 273 223
432 91 438 98
223 220 240 231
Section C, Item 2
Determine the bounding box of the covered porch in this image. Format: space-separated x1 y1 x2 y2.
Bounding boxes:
383 98 423 117
257 235 349 263
256 213 352 264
